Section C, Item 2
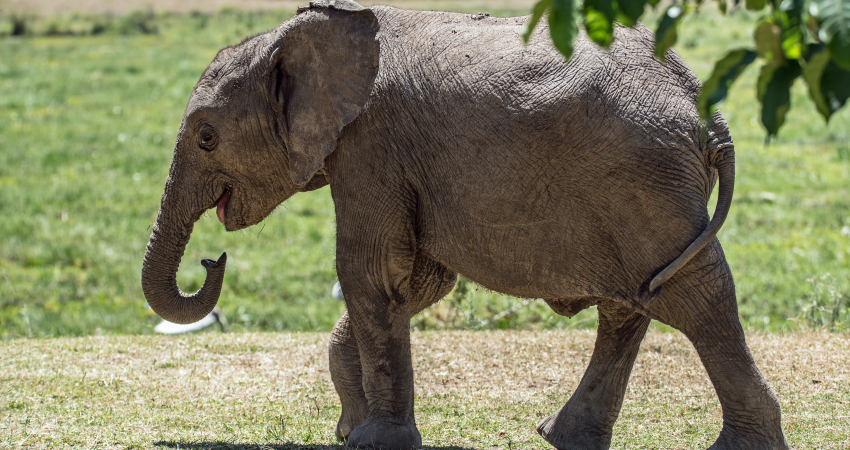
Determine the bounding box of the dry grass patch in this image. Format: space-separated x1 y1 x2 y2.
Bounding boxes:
1 330 848 449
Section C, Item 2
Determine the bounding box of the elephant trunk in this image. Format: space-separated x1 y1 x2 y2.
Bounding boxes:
141 194 227 325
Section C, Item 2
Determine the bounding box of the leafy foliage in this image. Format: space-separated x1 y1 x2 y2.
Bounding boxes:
698 49 758 120
758 59 802 135
525 0 850 137
618 0 648 26
802 45 850 121
583 0 618 47
654 4 689 60
522 0 551 43
549 0 580 58
812 0 850 69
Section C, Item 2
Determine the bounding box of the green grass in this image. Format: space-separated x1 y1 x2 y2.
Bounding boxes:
0 5 848 337
1 331 848 448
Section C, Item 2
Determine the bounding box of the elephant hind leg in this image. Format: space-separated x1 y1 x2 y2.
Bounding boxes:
652 240 787 450
538 300 651 450
329 254 456 441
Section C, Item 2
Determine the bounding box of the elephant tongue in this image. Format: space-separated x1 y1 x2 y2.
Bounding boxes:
216 190 231 224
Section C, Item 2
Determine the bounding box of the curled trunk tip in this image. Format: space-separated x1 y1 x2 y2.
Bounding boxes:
142 236 228 324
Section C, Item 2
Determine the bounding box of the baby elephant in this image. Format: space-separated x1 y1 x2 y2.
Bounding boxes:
141 1 787 448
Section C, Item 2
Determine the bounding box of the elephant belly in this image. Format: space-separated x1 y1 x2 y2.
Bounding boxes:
542 296 601 318
422 204 629 301
416 146 710 303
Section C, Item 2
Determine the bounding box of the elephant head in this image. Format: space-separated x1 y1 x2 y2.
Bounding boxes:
141 0 380 324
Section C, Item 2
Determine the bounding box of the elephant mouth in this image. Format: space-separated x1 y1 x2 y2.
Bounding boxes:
215 189 231 225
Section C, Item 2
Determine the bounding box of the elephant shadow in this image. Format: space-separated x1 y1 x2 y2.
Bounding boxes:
154 441 475 450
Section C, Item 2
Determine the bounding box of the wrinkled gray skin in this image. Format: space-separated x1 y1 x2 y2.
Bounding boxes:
141 1 788 449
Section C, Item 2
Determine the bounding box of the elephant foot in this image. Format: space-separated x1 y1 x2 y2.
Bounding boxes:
536 407 611 450
707 421 788 450
335 402 369 441
347 416 421 450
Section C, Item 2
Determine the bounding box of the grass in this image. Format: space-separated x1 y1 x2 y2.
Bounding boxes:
0 10 161 37
0 4 848 337
0 330 848 448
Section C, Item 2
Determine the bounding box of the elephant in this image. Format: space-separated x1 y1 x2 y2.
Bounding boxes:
141 1 788 448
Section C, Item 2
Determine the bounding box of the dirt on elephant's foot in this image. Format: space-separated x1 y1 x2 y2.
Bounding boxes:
536 410 611 450
707 423 789 450
347 415 421 450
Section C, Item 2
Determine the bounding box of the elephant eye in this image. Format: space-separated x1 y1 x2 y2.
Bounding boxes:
198 124 219 152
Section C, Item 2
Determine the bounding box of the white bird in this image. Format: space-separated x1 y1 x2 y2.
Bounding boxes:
332 281 344 300
153 306 228 334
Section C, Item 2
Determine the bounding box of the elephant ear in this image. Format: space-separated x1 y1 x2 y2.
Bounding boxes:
268 0 380 185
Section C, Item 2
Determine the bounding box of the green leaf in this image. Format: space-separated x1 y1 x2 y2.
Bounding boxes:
802 45 834 119
746 0 768 10
757 60 802 136
583 0 617 47
549 0 579 59
523 0 553 44
828 37 850 69
654 4 688 61
754 19 786 66
698 49 758 120
820 56 850 113
584 7 615 47
718 0 728 14
802 44 850 120
811 0 850 70
647 0 661 7
617 0 647 26
777 0 806 59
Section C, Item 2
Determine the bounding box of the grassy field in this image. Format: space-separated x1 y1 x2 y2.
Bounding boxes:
0 330 848 449
0 4 849 337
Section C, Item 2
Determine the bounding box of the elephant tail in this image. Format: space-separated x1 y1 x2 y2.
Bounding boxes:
640 113 735 307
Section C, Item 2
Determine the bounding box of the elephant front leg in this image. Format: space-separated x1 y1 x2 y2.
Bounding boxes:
330 311 369 441
343 278 419 449
333 226 421 449
331 254 457 443
538 301 651 450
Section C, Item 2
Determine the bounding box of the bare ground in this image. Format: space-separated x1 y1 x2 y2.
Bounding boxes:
0 330 848 449
0 0 535 15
